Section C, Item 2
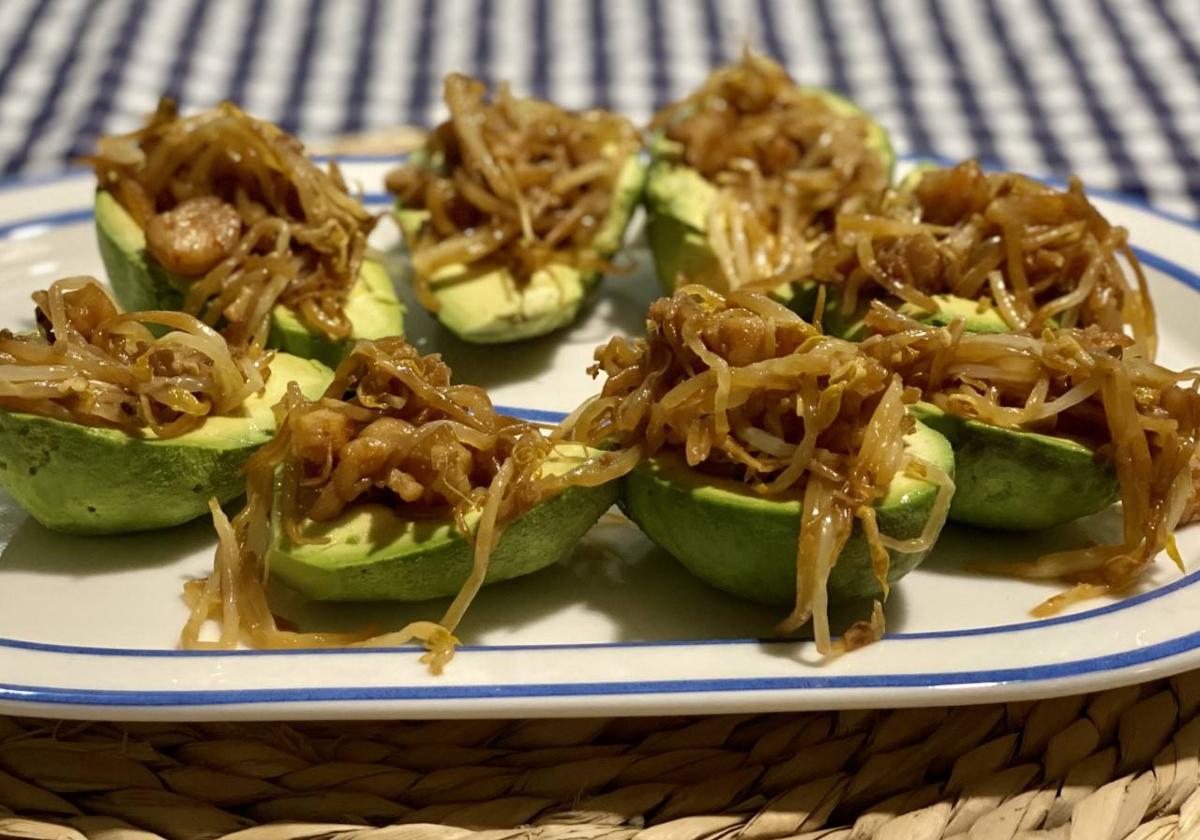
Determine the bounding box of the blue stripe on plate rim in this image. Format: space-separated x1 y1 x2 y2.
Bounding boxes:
4 626 1200 708
0 160 1196 705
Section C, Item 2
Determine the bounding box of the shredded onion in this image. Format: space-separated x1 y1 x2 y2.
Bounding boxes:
0 277 266 437
385 74 640 308
653 52 889 293
91 99 376 352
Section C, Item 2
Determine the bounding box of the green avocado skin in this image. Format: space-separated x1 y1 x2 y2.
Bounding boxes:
94 191 404 364
618 424 953 606
910 402 1118 530
0 354 333 535
0 412 253 534
268 479 618 601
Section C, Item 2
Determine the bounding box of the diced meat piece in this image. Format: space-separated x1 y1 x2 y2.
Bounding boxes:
145 196 242 276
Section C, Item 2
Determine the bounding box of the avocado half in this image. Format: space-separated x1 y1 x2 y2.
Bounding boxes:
268 444 618 600
94 190 405 367
395 154 646 344
910 402 1118 531
644 88 895 295
619 421 953 606
0 353 333 535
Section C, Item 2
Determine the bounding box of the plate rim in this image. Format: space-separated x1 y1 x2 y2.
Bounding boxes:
0 159 1198 715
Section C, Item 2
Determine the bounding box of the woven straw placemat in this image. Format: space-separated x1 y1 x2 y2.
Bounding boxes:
0 671 1197 839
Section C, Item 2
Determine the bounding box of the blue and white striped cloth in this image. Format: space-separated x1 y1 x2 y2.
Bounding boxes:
0 0 1198 217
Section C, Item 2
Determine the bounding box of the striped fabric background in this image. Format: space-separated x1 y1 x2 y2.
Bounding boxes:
0 0 1197 217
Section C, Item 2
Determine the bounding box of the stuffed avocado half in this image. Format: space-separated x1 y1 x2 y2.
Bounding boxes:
0 352 331 534
96 191 403 368
184 336 634 669
555 285 962 653
269 443 617 601
620 420 953 606
394 154 644 343
645 88 894 295
806 160 1155 352
0 278 334 534
388 74 645 344
863 301 1171 545
91 100 404 367
643 53 895 297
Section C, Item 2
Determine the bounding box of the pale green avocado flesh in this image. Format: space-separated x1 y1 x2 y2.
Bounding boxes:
787 288 1012 340
619 422 954 606
395 154 646 344
645 87 894 294
94 190 404 366
268 444 619 601
909 402 1118 531
897 294 1011 332
268 261 401 367
0 353 333 535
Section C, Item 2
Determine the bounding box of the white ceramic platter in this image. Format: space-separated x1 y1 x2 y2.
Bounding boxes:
1 158 1199 721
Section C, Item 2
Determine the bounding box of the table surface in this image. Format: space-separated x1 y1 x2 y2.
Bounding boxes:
1 7 1199 834
0 0 1196 218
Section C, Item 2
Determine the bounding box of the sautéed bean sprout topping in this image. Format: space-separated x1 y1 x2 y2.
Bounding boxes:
92 99 376 352
861 303 1199 612
0 277 266 438
385 74 640 308
653 53 890 292
815 160 1157 357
